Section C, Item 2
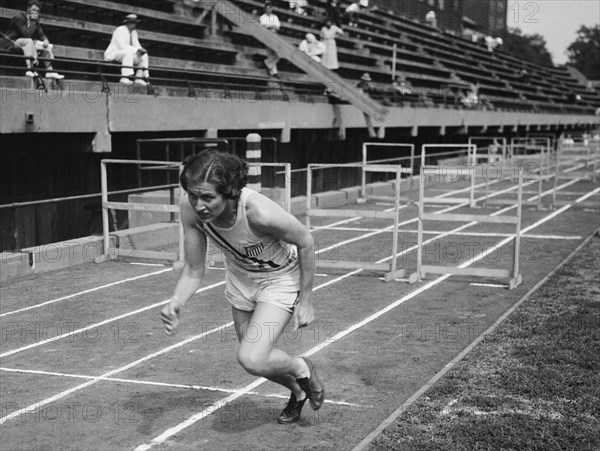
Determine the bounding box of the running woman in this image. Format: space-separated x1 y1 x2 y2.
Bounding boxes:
160 150 325 424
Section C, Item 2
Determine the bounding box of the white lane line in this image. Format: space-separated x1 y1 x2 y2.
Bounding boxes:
352 226 599 451
0 281 225 358
576 187 600 202
1 170 587 428
316 227 583 240
0 321 234 425
0 173 578 362
0 268 173 318
469 283 507 288
0 367 361 408
134 185 597 451
0 259 384 425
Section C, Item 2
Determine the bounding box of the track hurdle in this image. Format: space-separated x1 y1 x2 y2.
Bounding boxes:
421 143 478 167
526 133 556 151
306 163 409 281
551 141 600 208
468 147 548 210
96 159 185 266
416 144 478 207
467 137 508 163
96 160 292 267
509 137 552 176
360 142 415 203
408 165 524 289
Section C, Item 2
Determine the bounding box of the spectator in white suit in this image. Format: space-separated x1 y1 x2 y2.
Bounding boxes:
298 33 326 62
104 14 149 85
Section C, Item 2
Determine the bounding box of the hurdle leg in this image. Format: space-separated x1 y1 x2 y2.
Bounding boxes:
306 167 313 229
384 167 405 281
510 168 524 289
408 166 426 284
95 160 112 264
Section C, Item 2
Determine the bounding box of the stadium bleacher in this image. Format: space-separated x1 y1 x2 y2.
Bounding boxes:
1 0 598 112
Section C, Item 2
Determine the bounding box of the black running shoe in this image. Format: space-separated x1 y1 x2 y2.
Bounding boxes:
296 357 326 410
277 393 307 424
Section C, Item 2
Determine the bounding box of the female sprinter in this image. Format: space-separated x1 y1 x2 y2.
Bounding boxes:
160 150 325 424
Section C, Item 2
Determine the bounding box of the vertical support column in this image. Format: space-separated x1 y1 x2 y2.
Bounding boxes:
408 144 415 201
210 6 217 37
361 143 367 200
510 168 524 289
416 166 426 281
101 160 110 259
469 165 475 208
176 164 185 269
552 145 560 207
246 133 262 192
284 163 291 213
306 165 313 229
390 166 401 276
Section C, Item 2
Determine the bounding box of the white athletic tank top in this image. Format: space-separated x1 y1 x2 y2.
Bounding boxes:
195 188 297 273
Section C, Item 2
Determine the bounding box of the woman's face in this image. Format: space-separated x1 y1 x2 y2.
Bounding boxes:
187 182 229 224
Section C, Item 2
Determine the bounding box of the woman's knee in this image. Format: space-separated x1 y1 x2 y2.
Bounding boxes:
237 349 269 376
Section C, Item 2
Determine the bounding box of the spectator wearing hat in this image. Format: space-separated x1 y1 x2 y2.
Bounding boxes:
425 11 437 28
357 72 373 94
259 3 281 77
104 14 149 85
1 0 64 79
298 33 326 62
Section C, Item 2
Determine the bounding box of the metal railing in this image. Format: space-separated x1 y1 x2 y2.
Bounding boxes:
0 51 328 100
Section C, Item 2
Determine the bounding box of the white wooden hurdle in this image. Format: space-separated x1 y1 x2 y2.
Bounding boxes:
552 141 600 208
96 160 292 267
509 137 552 176
96 159 185 266
306 162 410 281
467 137 508 163
469 145 548 210
408 165 524 289
360 142 415 203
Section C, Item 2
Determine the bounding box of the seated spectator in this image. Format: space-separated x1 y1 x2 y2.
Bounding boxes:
288 0 308 16
519 68 530 83
390 74 414 105
392 74 413 94
460 83 480 108
425 11 437 28
345 0 371 27
104 14 149 85
298 33 326 62
562 134 575 146
357 72 373 94
1 0 64 79
485 36 503 52
259 3 281 77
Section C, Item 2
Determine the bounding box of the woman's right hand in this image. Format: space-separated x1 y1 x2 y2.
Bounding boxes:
160 299 181 335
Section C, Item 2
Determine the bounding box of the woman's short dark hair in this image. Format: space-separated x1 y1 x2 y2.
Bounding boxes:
180 150 248 201
27 0 41 9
